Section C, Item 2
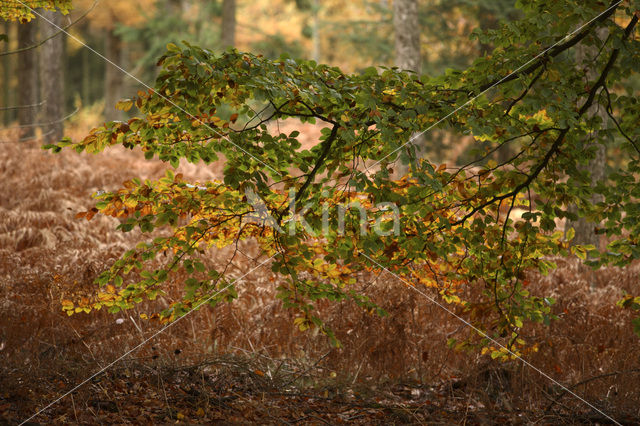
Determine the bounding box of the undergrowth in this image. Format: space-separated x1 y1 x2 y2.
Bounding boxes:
0 128 639 424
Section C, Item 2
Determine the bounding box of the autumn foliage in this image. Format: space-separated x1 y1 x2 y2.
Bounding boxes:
45 1 640 360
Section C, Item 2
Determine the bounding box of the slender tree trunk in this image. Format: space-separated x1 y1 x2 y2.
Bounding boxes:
565 28 608 290
221 0 236 49
393 0 421 176
40 10 65 142
393 0 421 73
82 44 90 104
104 28 124 121
2 21 12 125
477 7 498 56
17 19 38 138
311 0 320 62
566 29 608 251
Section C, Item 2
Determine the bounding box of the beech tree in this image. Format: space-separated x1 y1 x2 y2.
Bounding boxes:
17 18 37 138
40 9 65 142
73 0 156 121
2 1 72 137
221 0 236 49
48 0 640 357
393 0 420 73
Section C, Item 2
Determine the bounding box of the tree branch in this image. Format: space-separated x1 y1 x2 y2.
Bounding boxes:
451 13 638 228
294 124 340 205
0 99 46 111
503 67 545 116
602 86 640 155
477 0 620 92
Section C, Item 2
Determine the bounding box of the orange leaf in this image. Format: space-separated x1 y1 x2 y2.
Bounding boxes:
85 208 99 221
229 113 239 123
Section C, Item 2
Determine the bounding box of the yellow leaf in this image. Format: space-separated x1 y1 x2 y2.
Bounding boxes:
115 99 134 112
97 292 112 302
293 317 309 331
327 269 340 279
123 198 138 208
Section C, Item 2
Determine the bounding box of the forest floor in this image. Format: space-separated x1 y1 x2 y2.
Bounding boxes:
3 353 630 425
1 124 640 424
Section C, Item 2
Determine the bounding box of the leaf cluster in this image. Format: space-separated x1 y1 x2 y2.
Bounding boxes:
0 0 71 22
47 0 640 354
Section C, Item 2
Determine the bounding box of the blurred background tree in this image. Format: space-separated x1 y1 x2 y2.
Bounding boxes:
72 0 156 121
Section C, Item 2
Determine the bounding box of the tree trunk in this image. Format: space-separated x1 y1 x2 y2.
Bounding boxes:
221 0 236 49
393 0 421 176
565 28 608 290
311 0 320 62
82 44 90 104
393 0 421 73
40 10 65 142
566 29 608 251
17 19 38 138
2 21 13 125
477 6 498 56
104 28 124 121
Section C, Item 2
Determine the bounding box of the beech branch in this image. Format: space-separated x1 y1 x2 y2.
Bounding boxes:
451 13 638 228
477 0 620 92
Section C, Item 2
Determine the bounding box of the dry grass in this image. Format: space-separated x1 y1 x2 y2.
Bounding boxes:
0 126 639 424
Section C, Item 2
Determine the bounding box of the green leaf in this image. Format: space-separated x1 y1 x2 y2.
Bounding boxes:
565 227 575 241
633 317 640 337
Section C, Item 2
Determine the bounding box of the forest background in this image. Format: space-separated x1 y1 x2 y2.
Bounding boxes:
1 0 640 424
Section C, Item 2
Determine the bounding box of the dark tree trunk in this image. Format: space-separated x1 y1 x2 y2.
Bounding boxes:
221 0 236 49
82 44 90 104
17 19 38 138
2 21 13 125
40 10 65 142
104 28 124 121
